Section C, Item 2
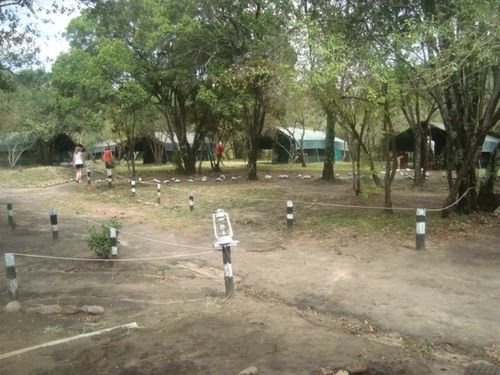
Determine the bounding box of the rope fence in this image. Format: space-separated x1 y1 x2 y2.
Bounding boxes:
1 172 475 300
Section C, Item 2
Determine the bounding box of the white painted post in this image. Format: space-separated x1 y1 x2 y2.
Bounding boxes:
109 227 118 258
50 208 59 240
189 192 194 211
7 199 15 230
416 208 426 250
86 167 91 185
4 253 18 299
287 200 294 229
131 179 136 196
157 183 161 204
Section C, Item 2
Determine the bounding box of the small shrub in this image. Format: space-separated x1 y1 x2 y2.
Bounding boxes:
86 219 122 258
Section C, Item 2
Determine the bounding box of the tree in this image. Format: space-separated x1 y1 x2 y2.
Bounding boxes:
387 0 499 213
204 0 295 180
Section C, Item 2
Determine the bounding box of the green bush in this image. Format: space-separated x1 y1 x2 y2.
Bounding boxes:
86 219 122 258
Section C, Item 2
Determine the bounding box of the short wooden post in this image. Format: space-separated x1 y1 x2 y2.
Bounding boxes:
416 208 426 250
189 192 194 211
222 245 234 297
109 227 118 258
7 199 15 230
131 179 136 196
286 200 294 229
4 253 18 299
86 167 91 185
157 183 161 204
50 208 59 240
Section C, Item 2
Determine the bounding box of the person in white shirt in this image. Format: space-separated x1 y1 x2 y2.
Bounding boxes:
72 146 84 182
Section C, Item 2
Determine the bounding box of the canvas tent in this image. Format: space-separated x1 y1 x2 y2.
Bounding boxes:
393 122 500 169
149 132 216 163
272 127 348 163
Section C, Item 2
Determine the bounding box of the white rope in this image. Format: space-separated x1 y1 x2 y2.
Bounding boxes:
9 250 217 262
0 322 139 360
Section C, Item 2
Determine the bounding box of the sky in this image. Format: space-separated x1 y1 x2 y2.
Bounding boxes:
21 0 83 71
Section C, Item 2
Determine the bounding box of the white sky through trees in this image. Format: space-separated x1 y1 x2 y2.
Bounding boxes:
17 0 82 71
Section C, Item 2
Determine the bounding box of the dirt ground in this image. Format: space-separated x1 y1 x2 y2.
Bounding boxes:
1 170 499 375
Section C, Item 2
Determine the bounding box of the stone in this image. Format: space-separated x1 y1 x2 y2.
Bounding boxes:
80 305 105 314
239 366 258 375
61 305 81 315
5 300 21 313
334 371 349 375
28 305 62 315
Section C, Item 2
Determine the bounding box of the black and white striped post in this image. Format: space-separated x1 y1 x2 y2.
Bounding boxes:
49 208 59 240
416 208 426 250
109 227 118 258
130 179 136 196
189 192 194 211
4 253 18 299
286 200 294 229
156 183 161 204
213 209 238 298
222 245 233 296
7 199 15 230
86 167 91 185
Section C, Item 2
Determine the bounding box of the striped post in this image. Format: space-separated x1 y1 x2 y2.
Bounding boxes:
7 200 15 230
156 183 161 204
131 179 136 196
107 172 112 187
416 208 426 250
86 167 91 185
286 200 294 229
4 253 18 299
222 245 234 297
49 208 59 240
109 227 118 258
189 192 194 211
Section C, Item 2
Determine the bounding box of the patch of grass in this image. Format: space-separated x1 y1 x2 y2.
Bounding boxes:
401 336 434 358
43 325 64 335
156 264 170 277
0 166 72 187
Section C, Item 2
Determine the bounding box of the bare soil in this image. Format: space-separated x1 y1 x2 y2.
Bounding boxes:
1 169 499 375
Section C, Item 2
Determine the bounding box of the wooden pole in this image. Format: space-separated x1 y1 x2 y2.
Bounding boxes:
7 199 15 230
287 200 294 229
50 208 59 240
109 227 118 258
4 253 18 299
222 245 234 297
189 192 194 211
416 208 426 250
157 183 161 204
131 180 136 196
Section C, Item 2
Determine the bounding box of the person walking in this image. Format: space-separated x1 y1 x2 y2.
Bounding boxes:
215 141 224 170
102 145 114 182
73 146 84 182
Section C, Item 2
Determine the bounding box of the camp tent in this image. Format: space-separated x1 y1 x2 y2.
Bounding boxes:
151 132 216 163
482 134 499 153
272 127 348 163
393 122 499 169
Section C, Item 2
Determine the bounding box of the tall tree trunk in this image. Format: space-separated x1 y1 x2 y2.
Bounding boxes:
478 146 499 212
322 108 335 181
245 89 267 181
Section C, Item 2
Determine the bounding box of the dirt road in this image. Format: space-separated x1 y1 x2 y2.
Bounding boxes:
1 178 499 374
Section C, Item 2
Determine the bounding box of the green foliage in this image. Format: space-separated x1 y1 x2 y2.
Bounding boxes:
86 219 122 258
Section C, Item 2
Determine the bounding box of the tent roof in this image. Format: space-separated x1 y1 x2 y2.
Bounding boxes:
482 134 499 153
277 127 348 150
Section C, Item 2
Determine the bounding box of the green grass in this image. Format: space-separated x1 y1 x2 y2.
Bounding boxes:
0 165 73 187
4 164 493 244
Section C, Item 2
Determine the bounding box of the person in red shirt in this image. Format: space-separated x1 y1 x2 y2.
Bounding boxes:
215 141 224 169
102 146 114 182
